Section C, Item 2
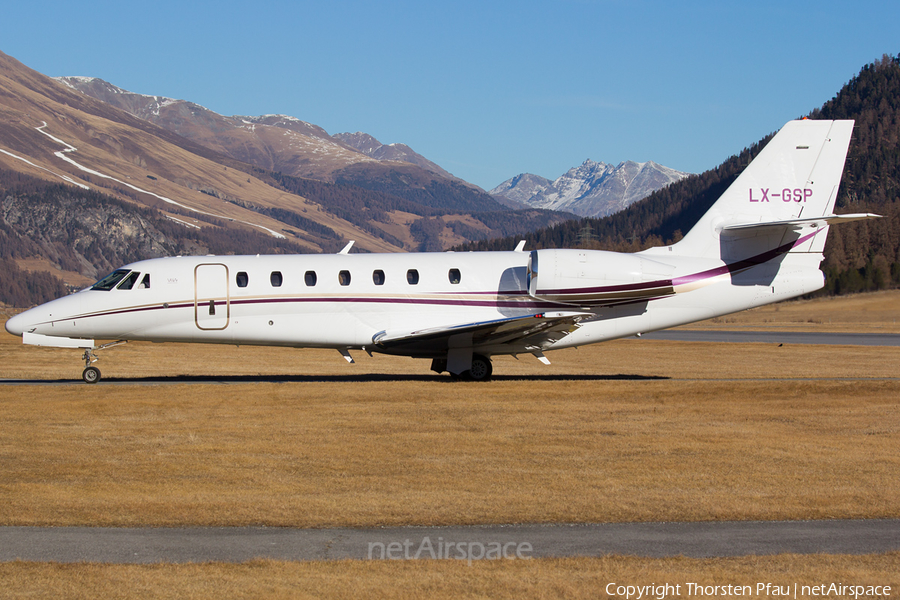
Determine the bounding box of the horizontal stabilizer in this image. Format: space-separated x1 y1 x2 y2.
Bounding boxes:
722 213 881 233
372 312 587 355
23 332 95 349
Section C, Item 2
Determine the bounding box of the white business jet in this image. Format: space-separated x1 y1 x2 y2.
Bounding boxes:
5 120 880 383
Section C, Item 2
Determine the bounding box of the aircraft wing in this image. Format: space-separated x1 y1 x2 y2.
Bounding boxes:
371 311 588 356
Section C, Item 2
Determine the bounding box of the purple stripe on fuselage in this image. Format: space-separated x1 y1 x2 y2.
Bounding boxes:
541 229 824 294
45 295 563 329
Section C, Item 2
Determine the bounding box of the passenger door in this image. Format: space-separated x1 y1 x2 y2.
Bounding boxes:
194 263 230 330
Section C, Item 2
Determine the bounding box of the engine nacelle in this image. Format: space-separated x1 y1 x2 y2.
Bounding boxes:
527 249 676 305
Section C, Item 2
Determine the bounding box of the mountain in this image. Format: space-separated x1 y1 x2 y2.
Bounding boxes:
53 76 386 179
53 74 554 231
463 54 900 296
490 160 690 218
0 52 394 253
55 76 487 195
0 50 573 305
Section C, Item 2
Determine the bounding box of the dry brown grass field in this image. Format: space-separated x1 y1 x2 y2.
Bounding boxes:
0 291 898 597
2 554 898 600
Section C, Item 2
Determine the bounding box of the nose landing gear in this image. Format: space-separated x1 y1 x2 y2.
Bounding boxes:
80 340 127 384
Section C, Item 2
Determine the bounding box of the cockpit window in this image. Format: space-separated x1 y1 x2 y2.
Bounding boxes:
117 272 141 290
91 269 131 291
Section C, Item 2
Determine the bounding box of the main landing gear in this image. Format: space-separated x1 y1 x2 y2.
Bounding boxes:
80 341 127 384
431 354 494 382
466 354 493 382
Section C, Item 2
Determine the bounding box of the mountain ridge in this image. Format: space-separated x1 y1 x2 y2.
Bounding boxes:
55 76 472 187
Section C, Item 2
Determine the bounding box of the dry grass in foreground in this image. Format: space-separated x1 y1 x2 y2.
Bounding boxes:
1 307 898 527
1 554 898 600
1 374 897 527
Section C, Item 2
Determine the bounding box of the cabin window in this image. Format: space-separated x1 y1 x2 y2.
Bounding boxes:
236 271 249 288
305 271 317 286
407 269 419 285
449 268 461 284
270 271 283 287
91 269 130 291
339 270 351 286
139 273 150 289
117 271 141 290
373 270 385 285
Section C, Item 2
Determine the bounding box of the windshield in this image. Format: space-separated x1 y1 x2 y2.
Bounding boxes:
91 269 131 291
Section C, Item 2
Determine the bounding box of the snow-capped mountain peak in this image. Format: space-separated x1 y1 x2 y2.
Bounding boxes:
490 159 690 218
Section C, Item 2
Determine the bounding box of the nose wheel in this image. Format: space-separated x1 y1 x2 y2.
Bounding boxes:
82 365 101 384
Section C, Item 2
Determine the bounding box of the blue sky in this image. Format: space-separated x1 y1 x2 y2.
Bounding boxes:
4 0 898 190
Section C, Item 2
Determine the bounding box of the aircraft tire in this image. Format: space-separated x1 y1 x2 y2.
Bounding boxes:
82 366 101 384
466 354 493 382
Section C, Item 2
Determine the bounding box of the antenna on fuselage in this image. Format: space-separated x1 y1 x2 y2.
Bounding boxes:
514 240 526 252
338 241 355 254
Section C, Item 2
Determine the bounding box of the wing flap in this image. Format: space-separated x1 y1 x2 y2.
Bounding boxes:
371 312 587 356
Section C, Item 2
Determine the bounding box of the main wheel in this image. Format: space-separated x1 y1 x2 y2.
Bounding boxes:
82 366 101 384
465 354 493 382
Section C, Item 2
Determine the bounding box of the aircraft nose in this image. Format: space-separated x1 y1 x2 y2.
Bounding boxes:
5 311 28 336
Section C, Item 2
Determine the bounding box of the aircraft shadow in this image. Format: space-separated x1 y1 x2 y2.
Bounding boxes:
2 373 669 385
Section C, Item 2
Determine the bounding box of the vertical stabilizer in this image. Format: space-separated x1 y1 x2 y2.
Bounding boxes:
670 120 855 259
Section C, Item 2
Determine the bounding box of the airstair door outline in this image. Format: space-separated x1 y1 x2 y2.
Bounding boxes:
194 263 230 330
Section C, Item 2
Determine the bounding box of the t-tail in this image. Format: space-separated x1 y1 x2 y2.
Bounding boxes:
651 119 879 295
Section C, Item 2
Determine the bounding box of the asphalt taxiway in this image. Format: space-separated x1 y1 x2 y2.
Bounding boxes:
1 520 898 563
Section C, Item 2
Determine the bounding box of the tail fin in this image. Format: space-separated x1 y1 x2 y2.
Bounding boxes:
670 119 876 259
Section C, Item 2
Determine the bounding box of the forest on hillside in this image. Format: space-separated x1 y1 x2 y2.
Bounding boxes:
461 54 900 296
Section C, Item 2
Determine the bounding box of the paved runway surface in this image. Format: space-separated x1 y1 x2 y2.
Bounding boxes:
2 520 899 563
